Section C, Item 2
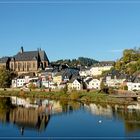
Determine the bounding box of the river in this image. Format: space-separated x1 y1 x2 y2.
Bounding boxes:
0 96 140 139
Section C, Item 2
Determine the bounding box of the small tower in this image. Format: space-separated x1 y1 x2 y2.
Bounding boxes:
20 46 24 53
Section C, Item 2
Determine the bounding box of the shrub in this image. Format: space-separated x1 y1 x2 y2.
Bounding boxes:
124 85 128 90
69 92 80 100
108 87 115 94
28 82 36 91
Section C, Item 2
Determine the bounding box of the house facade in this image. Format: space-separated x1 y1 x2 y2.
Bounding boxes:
105 70 127 88
12 75 39 88
68 79 83 90
85 78 101 90
127 77 140 91
90 61 114 76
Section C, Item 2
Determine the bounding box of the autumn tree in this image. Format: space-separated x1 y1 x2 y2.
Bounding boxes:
0 67 12 88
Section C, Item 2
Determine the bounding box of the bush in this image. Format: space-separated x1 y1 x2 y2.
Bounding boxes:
28 82 36 91
61 85 68 94
108 87 115 94
124 85 128 90
69 92 80 100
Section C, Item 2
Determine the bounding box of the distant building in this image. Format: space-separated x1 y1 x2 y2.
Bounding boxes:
90 61 114 76
2 47 50 74
79 67 91 77
85 78 101 90
68 78 83 90
104 70 127 88
12 74 39 88
127 77 140 91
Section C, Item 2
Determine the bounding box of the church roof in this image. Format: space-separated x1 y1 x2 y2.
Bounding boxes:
12 49 49 62
39 50 49 61
13 51 39 61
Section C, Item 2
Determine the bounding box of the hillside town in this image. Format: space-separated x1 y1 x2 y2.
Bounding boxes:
0 47 140 93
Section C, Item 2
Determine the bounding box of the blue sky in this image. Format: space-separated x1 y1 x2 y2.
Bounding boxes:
0 0 140 61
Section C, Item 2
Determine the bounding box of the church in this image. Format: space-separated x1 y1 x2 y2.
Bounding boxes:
0 47 49 74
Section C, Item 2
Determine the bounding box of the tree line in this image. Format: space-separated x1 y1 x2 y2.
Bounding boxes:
51 57 98 67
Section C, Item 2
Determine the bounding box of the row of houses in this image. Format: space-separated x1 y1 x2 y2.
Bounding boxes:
1 47 139 92
11 63 140 92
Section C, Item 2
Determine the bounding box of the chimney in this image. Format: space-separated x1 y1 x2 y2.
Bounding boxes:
20 46 24 53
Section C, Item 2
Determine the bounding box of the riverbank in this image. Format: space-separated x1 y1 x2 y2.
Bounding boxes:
0 89 136 105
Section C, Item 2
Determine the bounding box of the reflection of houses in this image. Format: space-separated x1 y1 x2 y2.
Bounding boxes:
0 107 50 133
10 107 50 132
11 97 39 108
84 103 113 118
51 101 63 114
127 103 140 110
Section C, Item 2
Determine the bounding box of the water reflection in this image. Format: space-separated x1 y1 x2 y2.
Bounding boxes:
0 96 140 137
84 102 140 135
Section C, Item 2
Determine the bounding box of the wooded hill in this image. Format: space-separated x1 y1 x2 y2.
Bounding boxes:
51 57 99 67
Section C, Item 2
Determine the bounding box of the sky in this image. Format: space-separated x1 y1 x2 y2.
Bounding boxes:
0 0 140 61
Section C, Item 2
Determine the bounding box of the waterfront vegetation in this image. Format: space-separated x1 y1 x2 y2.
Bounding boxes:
0 89 132 105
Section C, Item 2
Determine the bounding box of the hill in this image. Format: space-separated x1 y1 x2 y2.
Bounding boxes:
51 57 99 67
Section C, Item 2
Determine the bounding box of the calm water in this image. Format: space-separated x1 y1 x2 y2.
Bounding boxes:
0 96 140 139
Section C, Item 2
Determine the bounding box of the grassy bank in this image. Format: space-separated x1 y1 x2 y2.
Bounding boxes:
0 89 134 105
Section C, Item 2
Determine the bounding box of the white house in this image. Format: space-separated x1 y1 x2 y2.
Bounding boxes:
106 76 126 88
12 78 26 88
85 78 101 90
79 67 90 77
12 76 39 88
72 79 83 90
68 79 83 90
42 80 57 89
90 62 114 76
103 70 128 88
126 76 140 91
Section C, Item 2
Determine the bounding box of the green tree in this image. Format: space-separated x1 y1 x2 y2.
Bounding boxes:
0 67 12 88
28 82 36 90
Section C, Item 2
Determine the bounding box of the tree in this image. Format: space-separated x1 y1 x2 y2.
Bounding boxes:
100 81 109 94
114 48 140 75
28 82 36 90
62 84 68 94
0 67 12 88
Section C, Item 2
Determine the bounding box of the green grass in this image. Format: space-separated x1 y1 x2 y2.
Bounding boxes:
0 90 132 105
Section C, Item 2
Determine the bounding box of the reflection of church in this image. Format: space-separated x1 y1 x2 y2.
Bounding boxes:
0 107 50 135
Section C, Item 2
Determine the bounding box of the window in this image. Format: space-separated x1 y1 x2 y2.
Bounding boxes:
15 63 17 69
33 62 36 68
11 63 13 70
24 63 26 69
